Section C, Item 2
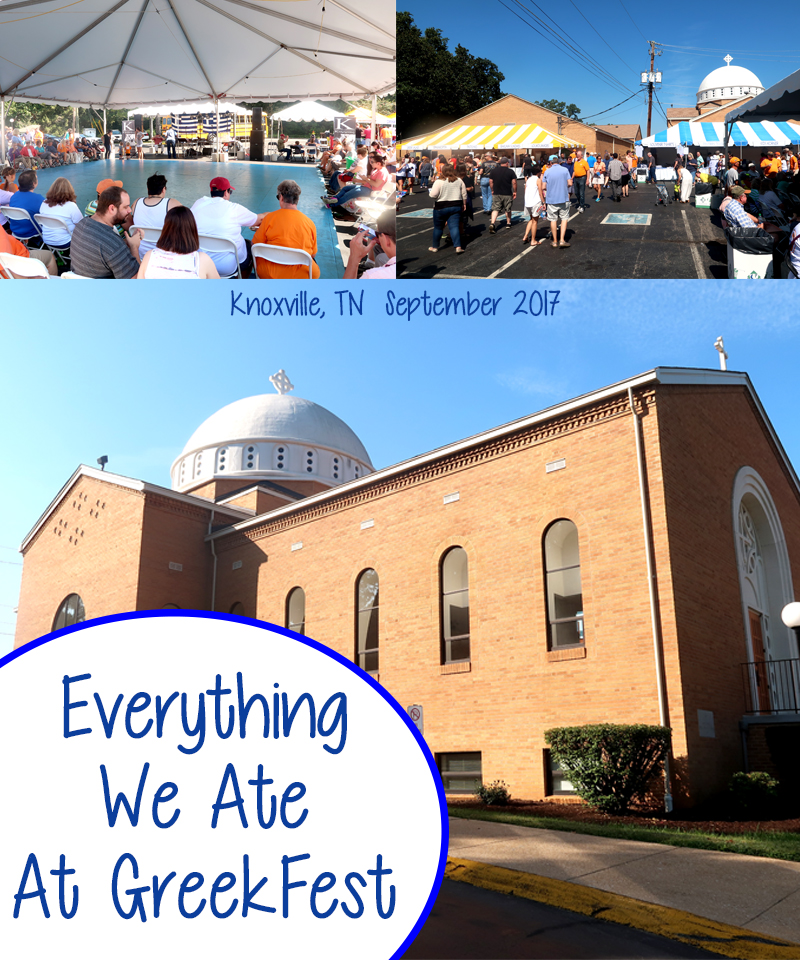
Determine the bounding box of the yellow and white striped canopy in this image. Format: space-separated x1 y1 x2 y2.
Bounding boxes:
398 123 581 152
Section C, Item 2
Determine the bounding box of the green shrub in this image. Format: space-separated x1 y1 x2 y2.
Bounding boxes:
475 779 511 805
545 724 671 815
727 771 779 818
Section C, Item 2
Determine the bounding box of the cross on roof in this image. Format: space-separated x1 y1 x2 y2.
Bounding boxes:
724 55 733 66
270 369 295 395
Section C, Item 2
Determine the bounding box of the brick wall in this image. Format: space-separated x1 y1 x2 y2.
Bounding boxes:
15 476 145 646
213 391 670 801
655 385 800 801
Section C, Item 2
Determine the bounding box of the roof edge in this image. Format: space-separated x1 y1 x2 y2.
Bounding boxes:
209 366 796 541
20 465 253 553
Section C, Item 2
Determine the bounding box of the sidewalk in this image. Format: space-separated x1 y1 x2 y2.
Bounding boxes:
448 818 800 954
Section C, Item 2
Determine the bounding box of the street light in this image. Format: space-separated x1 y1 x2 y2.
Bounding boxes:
781 602 800 650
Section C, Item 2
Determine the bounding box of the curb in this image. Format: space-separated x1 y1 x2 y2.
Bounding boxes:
445 857 800 960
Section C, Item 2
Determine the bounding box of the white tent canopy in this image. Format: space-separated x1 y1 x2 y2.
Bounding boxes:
726 68 800 124
270 101 346 123
0 0 394 109
127 102 252 118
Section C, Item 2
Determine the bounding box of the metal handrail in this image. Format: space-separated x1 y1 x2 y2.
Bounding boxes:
741 658 800 715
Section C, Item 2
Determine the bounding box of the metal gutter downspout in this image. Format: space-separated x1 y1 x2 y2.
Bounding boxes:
208 509 218 612
628 387 674 813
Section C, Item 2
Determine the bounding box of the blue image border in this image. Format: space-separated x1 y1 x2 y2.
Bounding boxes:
1 609 449 958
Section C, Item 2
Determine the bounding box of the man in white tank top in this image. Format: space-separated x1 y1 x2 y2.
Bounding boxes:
131 173 182 258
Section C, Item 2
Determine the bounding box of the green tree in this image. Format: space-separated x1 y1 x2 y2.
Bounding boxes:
535 99 581 120
397 11 504 138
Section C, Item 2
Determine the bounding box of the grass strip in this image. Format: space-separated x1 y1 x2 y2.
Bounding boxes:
448 806 800 862
445 857 800 960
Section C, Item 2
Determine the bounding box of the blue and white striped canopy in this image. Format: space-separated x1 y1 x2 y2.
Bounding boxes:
638 120 800 148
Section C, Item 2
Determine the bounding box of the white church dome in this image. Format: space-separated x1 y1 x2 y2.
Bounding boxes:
697 58 763 104
171 371 373 493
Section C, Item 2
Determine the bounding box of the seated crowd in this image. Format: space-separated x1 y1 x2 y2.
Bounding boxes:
5 128 102 172
716 152 800 277
0 168 390 279
318 137 396 222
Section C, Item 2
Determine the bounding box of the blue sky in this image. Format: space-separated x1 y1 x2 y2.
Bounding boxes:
2 279 800 657
400 0 799 131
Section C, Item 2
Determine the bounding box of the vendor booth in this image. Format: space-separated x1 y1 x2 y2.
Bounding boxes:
638 120 800 149
399 122 581 172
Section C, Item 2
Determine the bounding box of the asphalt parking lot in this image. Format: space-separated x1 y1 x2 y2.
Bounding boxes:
397 179 731 279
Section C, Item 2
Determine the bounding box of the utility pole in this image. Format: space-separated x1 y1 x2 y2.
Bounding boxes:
643 41 662 138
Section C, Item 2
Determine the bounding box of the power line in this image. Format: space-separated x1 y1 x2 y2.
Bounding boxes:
618 0 647 41
652 86 670 127
564 0 638 76
517 0 632 92
498 0 632 95
579 89 645 121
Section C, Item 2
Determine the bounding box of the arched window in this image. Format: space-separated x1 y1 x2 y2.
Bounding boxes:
53 593 85 631
441 547 470 663
229 602 244 616
544 520 584 649
286 587 306 635
356 568 379 672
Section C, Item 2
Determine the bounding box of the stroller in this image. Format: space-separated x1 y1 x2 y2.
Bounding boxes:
654 182 673 205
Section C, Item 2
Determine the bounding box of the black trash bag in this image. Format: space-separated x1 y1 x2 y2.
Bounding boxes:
727 225 774 255
695 182 713 195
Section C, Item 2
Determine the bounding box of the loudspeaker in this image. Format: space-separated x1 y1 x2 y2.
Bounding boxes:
134 114 143 132
252 107 263 131
250 130 264 162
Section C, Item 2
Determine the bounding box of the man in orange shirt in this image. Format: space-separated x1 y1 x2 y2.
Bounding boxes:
572 149 590 212
251 179 320 279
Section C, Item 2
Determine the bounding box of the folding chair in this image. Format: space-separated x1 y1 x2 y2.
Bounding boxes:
251 243 314 279
1 205 43 247
34 213 73 269
197 234 242 278
132 226 163 253
354 182 397 225
0 250 50 279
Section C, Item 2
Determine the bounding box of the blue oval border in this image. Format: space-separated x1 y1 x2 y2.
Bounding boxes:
1 609 449 958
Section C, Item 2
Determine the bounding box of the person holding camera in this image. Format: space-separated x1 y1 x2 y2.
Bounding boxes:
343 210 396 278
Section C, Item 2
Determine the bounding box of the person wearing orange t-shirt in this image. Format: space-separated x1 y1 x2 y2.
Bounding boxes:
0 222 56 276
768 153 781 177
251 179 320 280
572 150 590 211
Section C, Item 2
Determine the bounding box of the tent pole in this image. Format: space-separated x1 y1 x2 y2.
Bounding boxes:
215 97 220 159
724 121 730 188
371 93 377 142
1 97 5 164
103 107 107 136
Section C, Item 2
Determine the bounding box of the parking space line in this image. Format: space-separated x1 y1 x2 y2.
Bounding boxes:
681 208 706 279
488 207 582 279
399 225 440 241
487 243 537 279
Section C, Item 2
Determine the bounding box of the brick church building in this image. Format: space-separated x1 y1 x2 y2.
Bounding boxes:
14 367 800 806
